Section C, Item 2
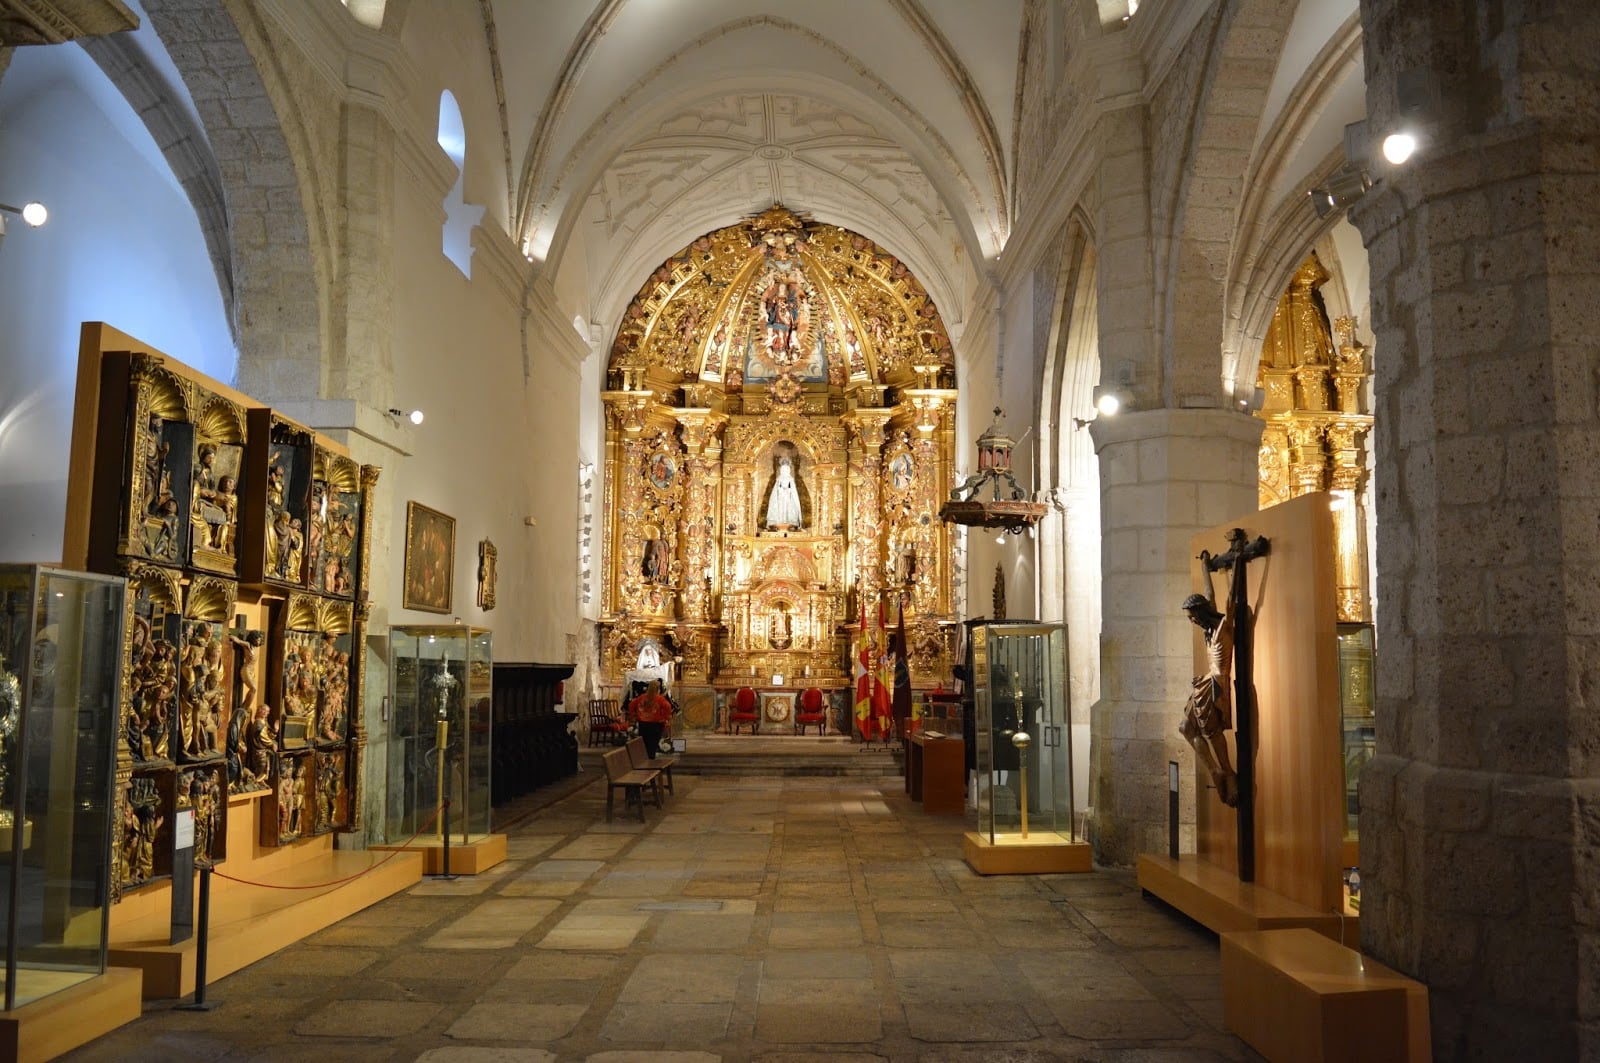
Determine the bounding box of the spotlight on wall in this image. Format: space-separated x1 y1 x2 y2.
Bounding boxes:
0 201 48 227
387 407 425 425
1093 384 1131 417
1236 386 1266 413
1381 132 1418 165
0 200 48 250
1309 167 1373 219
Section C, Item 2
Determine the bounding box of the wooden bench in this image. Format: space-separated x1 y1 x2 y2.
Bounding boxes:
1221 928 1429 1063
602 747 661 822
625 737 677 796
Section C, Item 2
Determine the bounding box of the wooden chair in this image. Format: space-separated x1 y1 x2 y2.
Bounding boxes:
728 686 760 734
794 687 827 735
587 698 628 747
602 747 660 821
626 736 676 796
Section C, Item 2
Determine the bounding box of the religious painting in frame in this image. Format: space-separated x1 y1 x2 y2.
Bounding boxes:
404 502 455 613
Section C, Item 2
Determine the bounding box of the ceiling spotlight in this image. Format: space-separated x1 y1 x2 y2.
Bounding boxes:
1381 132 1418 165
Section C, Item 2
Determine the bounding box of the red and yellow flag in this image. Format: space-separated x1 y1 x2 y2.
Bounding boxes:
854 594 873 739
873 601 893 739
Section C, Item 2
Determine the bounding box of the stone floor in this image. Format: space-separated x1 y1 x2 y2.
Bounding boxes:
66 772 1263 1062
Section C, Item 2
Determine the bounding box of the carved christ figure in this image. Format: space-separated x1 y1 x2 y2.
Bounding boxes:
1179 561 1240 807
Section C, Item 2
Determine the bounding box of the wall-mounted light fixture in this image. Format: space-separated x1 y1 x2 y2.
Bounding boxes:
387 407 425 425
1235 386 1266 414
1380 68 1439 168
1074 385 1133 429
1309 167 1373 219
0 200 48 250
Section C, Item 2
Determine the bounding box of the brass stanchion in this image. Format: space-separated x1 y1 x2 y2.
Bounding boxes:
435 717 456 880
1011 730 1031 838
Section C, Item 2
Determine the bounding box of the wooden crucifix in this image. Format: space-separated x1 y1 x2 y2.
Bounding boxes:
1186 527 1269 882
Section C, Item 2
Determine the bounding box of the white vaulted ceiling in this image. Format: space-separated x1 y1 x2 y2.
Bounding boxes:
487 0 1028 330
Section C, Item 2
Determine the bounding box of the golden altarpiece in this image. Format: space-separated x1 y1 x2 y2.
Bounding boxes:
598 208 961 722
65 333 379 902
1254 251 1376 852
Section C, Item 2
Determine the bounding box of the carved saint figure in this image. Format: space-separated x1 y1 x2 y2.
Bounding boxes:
765 456 803 530
1180 573 1240 807
247 703 276 782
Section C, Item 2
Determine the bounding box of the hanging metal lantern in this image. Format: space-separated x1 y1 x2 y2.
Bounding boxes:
939 407 1047 534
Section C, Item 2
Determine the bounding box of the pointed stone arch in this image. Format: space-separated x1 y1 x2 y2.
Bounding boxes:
141 0 328 402
1161 0 1300 406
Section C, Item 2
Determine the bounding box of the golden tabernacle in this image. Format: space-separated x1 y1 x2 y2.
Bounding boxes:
598 207 961 713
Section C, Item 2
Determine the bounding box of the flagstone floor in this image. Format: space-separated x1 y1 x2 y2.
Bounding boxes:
66 772 1263 1062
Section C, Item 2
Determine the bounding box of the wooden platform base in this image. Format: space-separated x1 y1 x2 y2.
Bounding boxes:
0 967 143 1063
109 845 422 999
1222 928 1429 1063
1137 854 1357 946
371 832 507 875
963 831 1092 875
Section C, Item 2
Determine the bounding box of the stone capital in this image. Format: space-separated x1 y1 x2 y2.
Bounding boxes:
1087 406 1264 454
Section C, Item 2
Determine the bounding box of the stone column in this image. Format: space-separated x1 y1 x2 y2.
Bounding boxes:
1087 409 1260 864
1352 3 1600 1056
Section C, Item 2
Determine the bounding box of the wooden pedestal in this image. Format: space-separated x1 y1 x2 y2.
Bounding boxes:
371 832 507 875
109 789 423 999
0 967 143 1063
906 734 965 815
1137 854 1357 946
963 831 1092 875
1221 928 1429 1063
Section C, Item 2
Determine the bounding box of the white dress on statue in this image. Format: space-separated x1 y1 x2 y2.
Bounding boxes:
766 458 802 529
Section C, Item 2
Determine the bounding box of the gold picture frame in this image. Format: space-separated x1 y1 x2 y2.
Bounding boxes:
477 539 497 610
403 501 454 613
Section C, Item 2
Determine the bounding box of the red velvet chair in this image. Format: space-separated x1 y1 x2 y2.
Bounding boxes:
728 687 760 734
794 688 827 735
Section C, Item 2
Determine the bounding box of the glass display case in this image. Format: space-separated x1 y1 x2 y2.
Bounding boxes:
1337 622 1376 841
0 565 125 1010
385 626 493 845
970 622 1076 842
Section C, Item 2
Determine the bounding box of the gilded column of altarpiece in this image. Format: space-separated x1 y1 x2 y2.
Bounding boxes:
1255 252 1374 622
88 353 377 899
598 208 962 704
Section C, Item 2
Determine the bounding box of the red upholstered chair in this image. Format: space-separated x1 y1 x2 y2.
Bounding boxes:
728 687 760 734
794 688 827 735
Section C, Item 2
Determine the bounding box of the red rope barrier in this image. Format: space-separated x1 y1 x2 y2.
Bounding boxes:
209 806 444 891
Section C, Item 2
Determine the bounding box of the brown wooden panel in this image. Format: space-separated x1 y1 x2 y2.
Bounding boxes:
1193 492 1342 912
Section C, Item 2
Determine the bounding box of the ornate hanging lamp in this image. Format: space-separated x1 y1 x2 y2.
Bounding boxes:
939 407 1047 534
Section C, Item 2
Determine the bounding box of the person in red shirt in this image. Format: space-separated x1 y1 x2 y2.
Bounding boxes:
627 679 674 759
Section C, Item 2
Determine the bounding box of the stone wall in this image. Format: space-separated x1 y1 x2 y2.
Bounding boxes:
1353 0 1600 1056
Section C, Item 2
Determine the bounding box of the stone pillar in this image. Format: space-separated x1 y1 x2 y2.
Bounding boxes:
1087 409 1260 864
1352 3 1600 1057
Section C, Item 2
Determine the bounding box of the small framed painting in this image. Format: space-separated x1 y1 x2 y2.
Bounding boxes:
403 502 454 613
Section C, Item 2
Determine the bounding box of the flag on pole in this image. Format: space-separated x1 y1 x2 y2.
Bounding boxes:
894 601 915 734
873 601 893 741
854 593 873 740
